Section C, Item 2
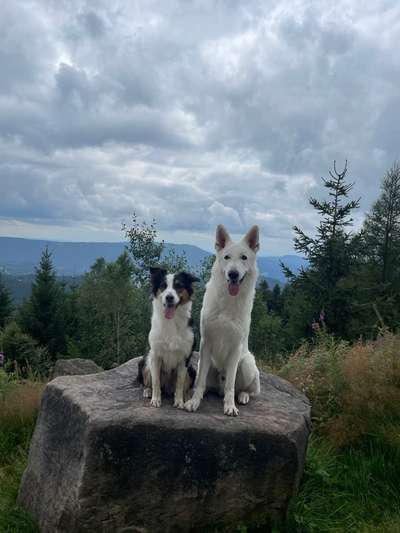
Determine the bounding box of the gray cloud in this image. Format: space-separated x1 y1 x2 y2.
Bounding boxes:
0 0 399 254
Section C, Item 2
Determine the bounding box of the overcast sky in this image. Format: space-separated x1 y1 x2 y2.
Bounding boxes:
0 1 399 254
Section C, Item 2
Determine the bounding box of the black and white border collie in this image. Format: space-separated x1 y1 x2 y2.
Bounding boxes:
138 267 199 409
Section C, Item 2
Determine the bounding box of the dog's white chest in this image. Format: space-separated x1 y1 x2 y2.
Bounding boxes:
149 316 193 370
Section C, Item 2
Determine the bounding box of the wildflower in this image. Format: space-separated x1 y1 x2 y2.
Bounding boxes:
312 320 320 331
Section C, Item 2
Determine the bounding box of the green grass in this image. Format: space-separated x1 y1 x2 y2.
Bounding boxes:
285 434 400 532
0 372 40 533
0 451 38 533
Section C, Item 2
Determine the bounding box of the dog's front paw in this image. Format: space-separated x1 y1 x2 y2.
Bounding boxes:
174 398 185 409
184 397 201 412
143 387 152 399
238 392 250 405
224 403 239 416
150 396 161 408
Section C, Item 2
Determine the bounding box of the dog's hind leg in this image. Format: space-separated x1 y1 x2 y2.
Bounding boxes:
174 361 187 409
185 339 211 412
139 357 153 398
236 352 260 404
143 387 152 398
237 391 250 405
205 363 223 396
183 358 197 401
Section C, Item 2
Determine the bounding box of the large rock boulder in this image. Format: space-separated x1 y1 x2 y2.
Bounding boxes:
52 358 102 378
19 356 311 532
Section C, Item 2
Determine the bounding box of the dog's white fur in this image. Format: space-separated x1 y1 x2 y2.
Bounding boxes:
185 225 261 416
146 273 194 409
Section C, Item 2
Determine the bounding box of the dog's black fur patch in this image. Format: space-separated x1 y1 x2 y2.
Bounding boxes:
173 271 200 297
150 266 167 296
187 359 197 387
185 319 197 385
137 354 146 385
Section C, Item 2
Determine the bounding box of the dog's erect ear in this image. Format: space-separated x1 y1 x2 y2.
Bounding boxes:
215 224 231 251
149 266 167 294
150 266 167 280
243 225 260 252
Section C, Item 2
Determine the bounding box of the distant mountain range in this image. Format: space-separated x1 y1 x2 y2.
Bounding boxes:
0 236 307 303
0 237 211 276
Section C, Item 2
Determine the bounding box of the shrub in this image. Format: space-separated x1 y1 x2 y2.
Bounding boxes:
280 330 400 446
0 378 43 444
0 322 51 377
329 332 400 445
279 330 348 431
250 291 286 363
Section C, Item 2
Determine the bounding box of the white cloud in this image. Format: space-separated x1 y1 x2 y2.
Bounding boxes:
0 0 399 254
208 201 243 230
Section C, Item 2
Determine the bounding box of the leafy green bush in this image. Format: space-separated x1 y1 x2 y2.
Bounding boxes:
250 290 286 363
0 322 51 377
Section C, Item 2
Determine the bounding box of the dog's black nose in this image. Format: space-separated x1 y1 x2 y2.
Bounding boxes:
228 270 239 282
165 294 174 304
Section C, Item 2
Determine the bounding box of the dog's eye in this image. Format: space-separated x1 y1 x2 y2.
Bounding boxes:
160 282 167 290
174 282 183 290
224 255 230 260
241 254 248 261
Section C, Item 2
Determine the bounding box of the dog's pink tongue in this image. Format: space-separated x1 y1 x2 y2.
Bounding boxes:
228 283 240 296
164 306 176 319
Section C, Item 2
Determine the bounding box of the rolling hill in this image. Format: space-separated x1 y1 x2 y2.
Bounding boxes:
0 236 307 303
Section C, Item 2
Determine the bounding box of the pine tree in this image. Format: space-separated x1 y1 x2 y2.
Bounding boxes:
0 275 13 328
272 284 282 314
362 162 400 283
292 160 359 281
282 161 360 337
258 278 282 313
347 162 400 333
249 288 285 361
258 278 272 309
19 247 65 357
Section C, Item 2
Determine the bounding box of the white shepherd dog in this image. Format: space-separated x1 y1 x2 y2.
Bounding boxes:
185 224 261 416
